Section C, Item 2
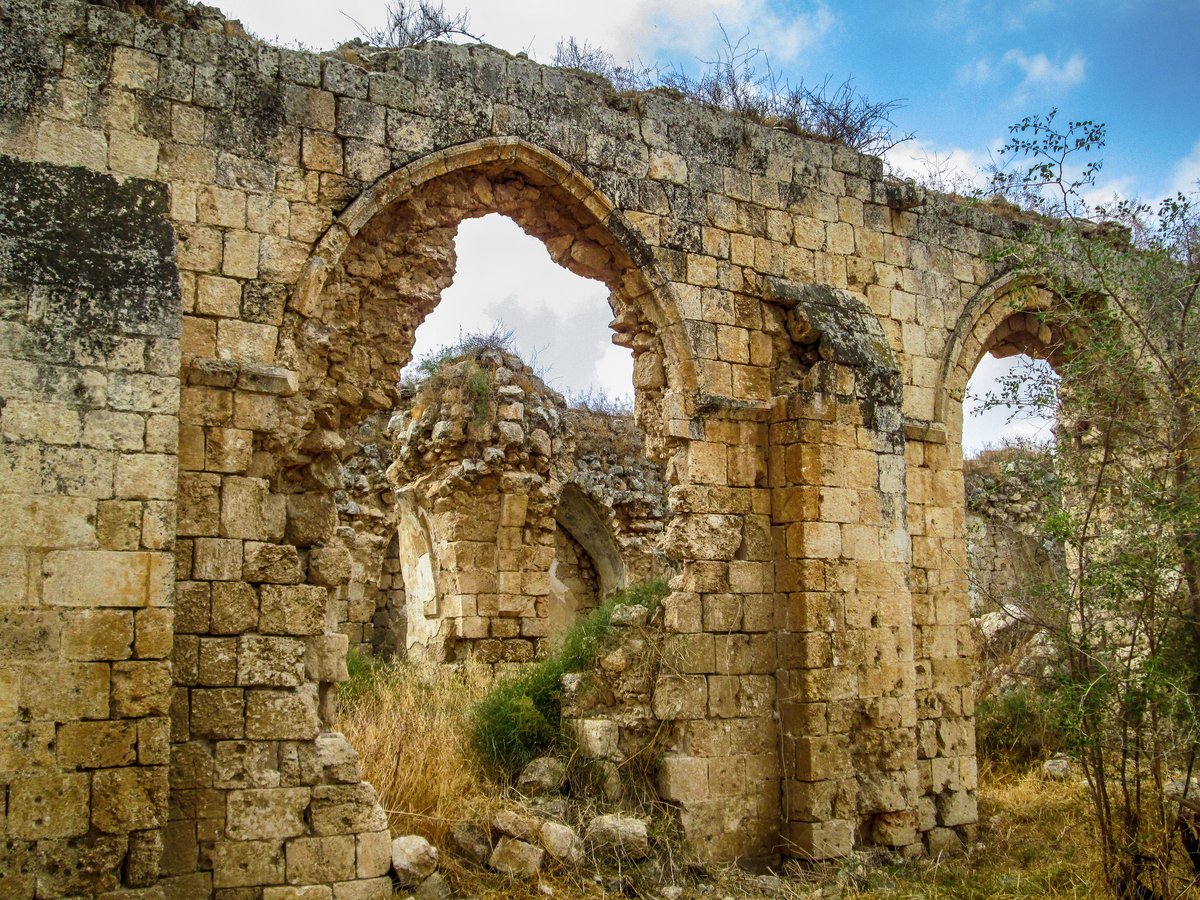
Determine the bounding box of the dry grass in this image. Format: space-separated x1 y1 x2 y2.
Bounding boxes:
838 766 1099 899
334 655 501 846
336 657 1105 899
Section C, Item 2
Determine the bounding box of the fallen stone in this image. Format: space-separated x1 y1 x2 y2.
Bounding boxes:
448 822 492 867
1042 755 1071 780
414 872 452 899
493 809 542 841
540 820 582 865
609 604 649 627
518 756 566 796
392 834 438 886
489 836 545 876
586 814 649 859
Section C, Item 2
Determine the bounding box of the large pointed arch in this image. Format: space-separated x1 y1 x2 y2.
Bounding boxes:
284 137 695 443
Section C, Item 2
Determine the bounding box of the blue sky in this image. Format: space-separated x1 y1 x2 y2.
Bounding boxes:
218 0 1199 450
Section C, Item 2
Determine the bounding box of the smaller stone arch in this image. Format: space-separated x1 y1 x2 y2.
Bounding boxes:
935 272 1065 435
554 483 627 599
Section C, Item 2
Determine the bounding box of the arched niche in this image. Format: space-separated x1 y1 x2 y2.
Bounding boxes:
554 483 627 600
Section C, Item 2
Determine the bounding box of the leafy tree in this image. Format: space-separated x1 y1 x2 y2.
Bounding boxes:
982 110 1200 899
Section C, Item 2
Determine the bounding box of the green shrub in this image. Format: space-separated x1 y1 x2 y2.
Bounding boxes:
976 685 1064 768
471 579 668 777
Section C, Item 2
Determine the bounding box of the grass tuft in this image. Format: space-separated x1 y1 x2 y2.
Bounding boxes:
334 654 499 845
471 580 668 777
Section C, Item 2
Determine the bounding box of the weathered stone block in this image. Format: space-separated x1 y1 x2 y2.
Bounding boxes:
211 839 285 889
8 772 90 839
245 685 320 740
226 787 311 840
286 834 356 885
92 765 168 833
259 583 327 635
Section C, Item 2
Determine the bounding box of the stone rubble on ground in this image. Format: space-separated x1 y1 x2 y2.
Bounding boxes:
392 834 439 886
586 814 650 859
489 835 547 876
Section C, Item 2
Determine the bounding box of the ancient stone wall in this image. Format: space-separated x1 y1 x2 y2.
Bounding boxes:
0 0 1073 893
964 448 1062 617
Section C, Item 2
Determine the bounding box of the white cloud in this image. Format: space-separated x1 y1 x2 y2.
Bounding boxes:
404 216 618 399
1170 138 1200 197
217 0 833 69
956 57 994 85
1003 49 1087 101
885 138 994 191
963 353 1058 455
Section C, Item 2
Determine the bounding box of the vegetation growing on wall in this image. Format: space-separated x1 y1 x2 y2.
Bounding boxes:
471 580 668 777
553 28 912 156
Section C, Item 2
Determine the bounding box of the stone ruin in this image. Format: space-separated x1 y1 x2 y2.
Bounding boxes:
0 0 1089 895
344 344 670 665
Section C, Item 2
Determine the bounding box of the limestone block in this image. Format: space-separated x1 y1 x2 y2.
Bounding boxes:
61 608 134 660
221 476 275 540
570 718 620 760
662 514 743 561
331 878 393 899
259 584 327 635
316 732 362 784
211 839 285 889
179 472 221 535
0 723 56 778
190 687 245 739
112 660 172 716
56 720 137 769
8 772 90 839
784 818 854 859
43 549 159 606
193 537 243 581
309 546 352 586
357 830 393 879
540 821 582 865
215 740 282 789
488 837 542 877
286 493 338 546
134 607 173 659
238 635 306 687
211 581 259 634
92 765 168 833
206 427 253 473
924 826 962 855
493 809 541 841
114 453 177 501
310 783 388 835
586 814 649 859
246 685 320 740
244 542 304 584
226 787 311 840
656 756 709 802
265 887 332 900
21 662 109 721
652 674 707 720
0 495 97 549
285 834 357 884
390 834 438 885
935 788 976 827
306 633 350 683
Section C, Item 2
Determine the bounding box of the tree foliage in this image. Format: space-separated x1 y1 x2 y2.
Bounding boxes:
982 110 1200 899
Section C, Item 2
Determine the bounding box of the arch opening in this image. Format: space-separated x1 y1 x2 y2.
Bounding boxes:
272 142 677 671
